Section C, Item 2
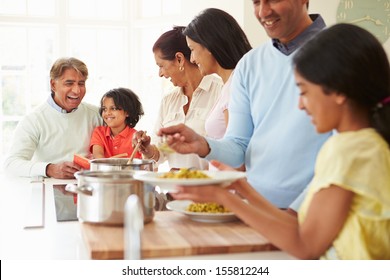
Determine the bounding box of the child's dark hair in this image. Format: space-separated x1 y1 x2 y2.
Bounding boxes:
99 87 144 128
293 23 390 145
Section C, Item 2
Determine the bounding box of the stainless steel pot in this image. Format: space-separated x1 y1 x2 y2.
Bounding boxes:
90 158 155 172
67 170 155 226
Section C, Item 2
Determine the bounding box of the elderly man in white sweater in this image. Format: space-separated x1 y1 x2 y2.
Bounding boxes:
3 57 102 179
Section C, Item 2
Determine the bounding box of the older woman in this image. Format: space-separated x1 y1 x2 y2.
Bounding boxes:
134 26 223 171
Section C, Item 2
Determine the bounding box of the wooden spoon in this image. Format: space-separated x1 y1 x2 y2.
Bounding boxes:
127 142 141 164
127 131 146 164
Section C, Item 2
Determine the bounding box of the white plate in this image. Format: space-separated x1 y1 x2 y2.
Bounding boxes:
166 200 238 223
133 170 246 192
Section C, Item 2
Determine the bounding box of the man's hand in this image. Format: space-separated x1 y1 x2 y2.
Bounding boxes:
158 123 211 157
46 162 81 179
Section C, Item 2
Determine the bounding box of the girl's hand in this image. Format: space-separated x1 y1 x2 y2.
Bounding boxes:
171 160 245 204
209 160 234 171
171 184 228 205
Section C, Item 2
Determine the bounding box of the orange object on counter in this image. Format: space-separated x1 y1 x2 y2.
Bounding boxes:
73 154 90 170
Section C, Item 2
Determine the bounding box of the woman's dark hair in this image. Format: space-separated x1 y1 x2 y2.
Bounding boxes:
99 87 144 128
293 23 390 145
152 26 191 61
183 8 252 69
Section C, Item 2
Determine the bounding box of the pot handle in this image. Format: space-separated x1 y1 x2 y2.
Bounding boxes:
124 195 144 260
65 183 78 193
65 183 93 196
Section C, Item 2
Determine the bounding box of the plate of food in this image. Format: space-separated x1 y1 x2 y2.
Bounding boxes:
166 200 238 223
133 168 246 191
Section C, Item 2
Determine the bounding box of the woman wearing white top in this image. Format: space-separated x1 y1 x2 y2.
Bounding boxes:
134 26 223 170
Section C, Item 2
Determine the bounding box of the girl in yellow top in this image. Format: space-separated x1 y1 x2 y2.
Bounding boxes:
170 23 390 259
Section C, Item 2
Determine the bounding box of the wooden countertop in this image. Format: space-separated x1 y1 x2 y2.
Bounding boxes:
81 211 276 260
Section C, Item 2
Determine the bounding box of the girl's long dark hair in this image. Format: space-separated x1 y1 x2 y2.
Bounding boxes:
293 23 390 145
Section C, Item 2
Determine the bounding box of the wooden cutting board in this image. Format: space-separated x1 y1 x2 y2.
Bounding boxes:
81 211 275 260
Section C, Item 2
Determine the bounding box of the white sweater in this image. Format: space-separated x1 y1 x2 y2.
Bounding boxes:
3 102 102 177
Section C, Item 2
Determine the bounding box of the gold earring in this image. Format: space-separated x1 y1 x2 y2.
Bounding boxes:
179 66 184 71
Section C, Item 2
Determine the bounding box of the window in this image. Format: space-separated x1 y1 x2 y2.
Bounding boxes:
0 0 246 170
0 0 184 167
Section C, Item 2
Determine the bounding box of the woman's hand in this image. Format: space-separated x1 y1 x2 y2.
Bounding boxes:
132 131 160 160
132 130 151 154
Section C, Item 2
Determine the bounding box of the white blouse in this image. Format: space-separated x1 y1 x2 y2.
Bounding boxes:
152 74 223 170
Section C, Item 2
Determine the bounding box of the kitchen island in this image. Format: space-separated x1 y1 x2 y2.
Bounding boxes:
0 173 295 260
